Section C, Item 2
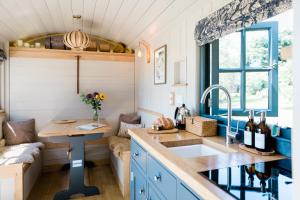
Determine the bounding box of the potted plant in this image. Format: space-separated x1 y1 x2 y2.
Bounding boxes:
80 92 106 122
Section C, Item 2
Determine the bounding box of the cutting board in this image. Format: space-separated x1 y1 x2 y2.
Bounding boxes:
147 128 179 134
239 144 275 156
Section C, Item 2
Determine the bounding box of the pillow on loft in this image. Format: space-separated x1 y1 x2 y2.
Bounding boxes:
3 119 36 145
117 122 143 138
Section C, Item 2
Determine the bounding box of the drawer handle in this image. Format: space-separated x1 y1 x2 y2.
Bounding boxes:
153 175 161 182
139 188 145 194
134 152 139 157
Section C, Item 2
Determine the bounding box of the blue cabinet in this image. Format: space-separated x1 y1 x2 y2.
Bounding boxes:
177 182 201 200
148 182 166 200
130 139 202 200
131 140 147 172
147 155 177 200
131 160 147 200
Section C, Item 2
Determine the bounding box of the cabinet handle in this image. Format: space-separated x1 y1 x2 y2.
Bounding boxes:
139 188 144 194
134 152 139 157
153 175 161 182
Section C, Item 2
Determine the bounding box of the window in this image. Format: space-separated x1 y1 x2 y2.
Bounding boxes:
205 22 279 116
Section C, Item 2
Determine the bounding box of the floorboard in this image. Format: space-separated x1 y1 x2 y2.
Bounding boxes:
28 164 124 200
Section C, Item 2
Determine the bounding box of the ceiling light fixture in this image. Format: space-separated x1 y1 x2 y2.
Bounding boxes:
137 40 150 63
63 15 90 50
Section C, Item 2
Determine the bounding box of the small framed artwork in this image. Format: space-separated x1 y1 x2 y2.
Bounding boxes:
154 45 167 84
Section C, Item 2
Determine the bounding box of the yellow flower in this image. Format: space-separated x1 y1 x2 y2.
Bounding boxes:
99 92 106 100
95 94 100 100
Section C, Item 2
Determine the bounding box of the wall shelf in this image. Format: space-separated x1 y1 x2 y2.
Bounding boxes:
173 58 188 86
9 47 135 62
172 83 188 87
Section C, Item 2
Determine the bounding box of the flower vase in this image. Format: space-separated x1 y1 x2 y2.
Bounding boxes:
93 109 99 123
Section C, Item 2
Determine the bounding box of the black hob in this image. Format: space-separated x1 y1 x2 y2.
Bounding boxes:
199 159 292 200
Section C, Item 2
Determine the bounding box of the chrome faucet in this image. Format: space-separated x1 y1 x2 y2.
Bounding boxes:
200 84 236 144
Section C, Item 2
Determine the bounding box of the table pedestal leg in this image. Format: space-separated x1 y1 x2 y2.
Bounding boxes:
53 135 101 200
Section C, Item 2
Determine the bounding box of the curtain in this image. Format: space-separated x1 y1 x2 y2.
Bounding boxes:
194 0 292 46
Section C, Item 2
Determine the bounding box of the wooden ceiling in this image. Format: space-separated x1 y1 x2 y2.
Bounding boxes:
0 0 198 47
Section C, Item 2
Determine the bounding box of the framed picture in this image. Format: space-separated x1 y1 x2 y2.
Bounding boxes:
154 45 167 84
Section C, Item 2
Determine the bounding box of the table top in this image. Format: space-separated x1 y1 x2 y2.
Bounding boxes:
38 119 112 138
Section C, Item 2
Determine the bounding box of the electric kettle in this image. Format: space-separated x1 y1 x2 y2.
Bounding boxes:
174 104 190 129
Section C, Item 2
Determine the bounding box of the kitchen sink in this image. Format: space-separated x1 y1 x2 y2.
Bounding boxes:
167 144 225 158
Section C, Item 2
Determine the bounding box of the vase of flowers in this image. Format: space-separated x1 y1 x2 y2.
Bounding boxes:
80 92 106 122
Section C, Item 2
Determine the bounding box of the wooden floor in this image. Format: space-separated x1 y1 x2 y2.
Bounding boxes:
28 164 124 200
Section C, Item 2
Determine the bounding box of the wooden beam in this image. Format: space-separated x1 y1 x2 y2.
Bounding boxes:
9 47 135 62
76 55 80 94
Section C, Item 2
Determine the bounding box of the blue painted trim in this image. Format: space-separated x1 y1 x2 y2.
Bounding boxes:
208 21 279 116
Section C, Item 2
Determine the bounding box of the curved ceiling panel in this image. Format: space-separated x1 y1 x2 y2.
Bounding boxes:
0 0 198 47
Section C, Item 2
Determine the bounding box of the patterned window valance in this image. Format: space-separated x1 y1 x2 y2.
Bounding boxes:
194 0 292 46
0 49 6 62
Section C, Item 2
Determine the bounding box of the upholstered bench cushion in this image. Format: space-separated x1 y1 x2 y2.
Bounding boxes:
108 136 130 159
0 142 44 165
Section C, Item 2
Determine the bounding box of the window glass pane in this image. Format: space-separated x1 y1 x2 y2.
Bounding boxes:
246 30 269 68
246 72 269 109
219 32 241 69
219 73 241 109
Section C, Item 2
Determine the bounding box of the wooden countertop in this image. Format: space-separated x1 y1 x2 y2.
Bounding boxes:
128 128 285 200
38 119 112 137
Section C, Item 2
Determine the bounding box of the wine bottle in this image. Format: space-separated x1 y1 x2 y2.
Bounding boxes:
255 111 271 152
244 110 256 148
255 162 272 193
244 164 255 187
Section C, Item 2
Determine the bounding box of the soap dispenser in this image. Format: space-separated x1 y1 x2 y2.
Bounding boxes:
244 110 256 148
255 111 272 152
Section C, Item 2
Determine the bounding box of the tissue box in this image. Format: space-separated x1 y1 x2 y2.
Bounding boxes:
186 116 217 137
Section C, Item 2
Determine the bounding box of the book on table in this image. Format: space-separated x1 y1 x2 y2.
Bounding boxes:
76 123 106 131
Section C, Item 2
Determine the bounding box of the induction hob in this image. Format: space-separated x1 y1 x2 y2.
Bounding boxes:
199 159 292 200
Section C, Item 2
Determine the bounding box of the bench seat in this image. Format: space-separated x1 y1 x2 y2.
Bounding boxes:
108 136 131 200
0 142 44 200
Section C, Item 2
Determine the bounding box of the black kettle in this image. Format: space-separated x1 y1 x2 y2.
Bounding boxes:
174 104 190 130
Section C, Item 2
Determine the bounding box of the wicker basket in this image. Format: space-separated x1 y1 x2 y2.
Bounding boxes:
185 116 217 137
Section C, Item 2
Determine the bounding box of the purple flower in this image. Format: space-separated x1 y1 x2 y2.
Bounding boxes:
86 93 93 99
93 92 99 97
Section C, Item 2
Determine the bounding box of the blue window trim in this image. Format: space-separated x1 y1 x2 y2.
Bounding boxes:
207 22 279 117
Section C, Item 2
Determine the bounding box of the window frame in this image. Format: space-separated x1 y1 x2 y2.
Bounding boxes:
201 22 278 116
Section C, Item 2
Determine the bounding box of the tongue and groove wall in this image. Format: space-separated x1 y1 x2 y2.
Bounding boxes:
9 56 135 166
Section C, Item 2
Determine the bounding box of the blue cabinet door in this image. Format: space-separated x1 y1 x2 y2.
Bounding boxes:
147 155 177 200
131 160 147 200
148 182 166 200
177 182 202 200
131 140 147 172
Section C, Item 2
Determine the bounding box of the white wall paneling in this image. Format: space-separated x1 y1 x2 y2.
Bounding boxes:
134 0 234 128
9 57 135 131
9 57 135 165
0 0 209 47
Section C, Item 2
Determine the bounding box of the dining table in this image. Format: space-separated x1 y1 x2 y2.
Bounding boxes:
38 119 112 200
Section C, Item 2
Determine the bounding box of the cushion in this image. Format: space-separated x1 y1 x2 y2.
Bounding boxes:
108 136 130 158
119 113 141 126
3 119 36 145
0 111 6 139
0 142 44 165
117 122 142 138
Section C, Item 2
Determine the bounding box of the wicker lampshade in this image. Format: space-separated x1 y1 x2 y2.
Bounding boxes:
63 29 90 50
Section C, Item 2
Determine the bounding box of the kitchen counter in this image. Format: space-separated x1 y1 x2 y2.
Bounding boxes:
128 128 285 200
